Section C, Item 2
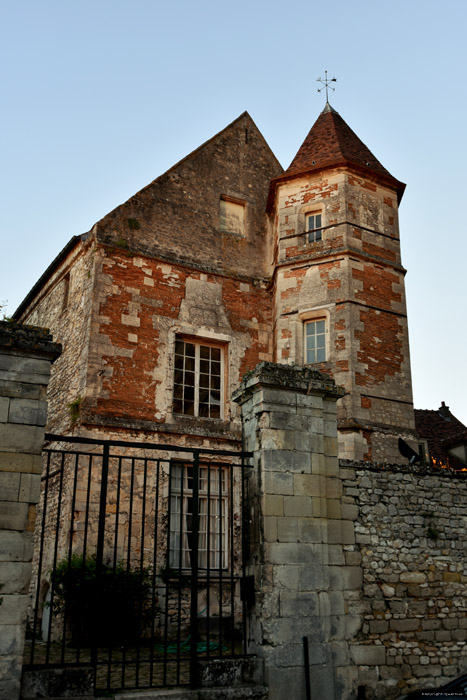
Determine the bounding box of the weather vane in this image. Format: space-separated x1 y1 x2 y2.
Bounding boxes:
317 71 337 102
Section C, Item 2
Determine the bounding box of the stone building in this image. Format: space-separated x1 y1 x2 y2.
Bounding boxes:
14 103 415 463
10 104 467 699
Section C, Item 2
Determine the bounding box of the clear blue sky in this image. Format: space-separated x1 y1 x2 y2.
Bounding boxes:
1 0 466 424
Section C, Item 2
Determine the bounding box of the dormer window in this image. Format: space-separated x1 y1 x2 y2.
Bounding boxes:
306 212 322 243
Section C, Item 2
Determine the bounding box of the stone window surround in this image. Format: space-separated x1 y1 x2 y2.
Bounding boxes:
298 202 325 244
168 326 231 422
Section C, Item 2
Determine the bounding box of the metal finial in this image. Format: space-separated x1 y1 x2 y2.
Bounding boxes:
317 71 337 102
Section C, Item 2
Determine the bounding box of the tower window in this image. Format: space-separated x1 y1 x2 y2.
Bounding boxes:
306 212 322 243
220 196 245 235
304 319 326 363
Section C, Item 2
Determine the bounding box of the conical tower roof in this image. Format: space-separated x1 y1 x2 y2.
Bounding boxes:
267 103 405 210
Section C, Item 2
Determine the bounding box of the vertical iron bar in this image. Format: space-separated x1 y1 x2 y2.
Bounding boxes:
107 455 123 691
92 443 110 678
206 463 211 659
60 452 79 664
29 450 52 665
176 462 185 684
78 453 93 665
135 457 148 688
241 462 247 655
218 461 223 657
230 464 234 654
163 461 173 687
121 456 135 689
46 450 66 665
189 452 200 689
149 458 160 687
303 636 311 700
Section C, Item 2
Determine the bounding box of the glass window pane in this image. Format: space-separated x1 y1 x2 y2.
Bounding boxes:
185 371 195 386
211 361 221 376
316 214 322 227
185 356 195 372
200 360 210 374
211 348 221 362
175 340 184 355
199 373 209 388
317 348 326 362
199 403 209 417
173 399 183 414
185 343 195 357
316 320 325 333
175 354 184 369
200 345 210 359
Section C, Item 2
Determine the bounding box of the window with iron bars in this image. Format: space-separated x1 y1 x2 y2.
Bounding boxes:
169 463 229 570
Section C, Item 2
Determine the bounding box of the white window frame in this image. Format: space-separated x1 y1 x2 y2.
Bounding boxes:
304 319 327 363
173 337 225 419
169 463 229 570
306 211 323 243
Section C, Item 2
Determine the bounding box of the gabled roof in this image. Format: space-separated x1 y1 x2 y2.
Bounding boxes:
267 102 405 211
415 402 467 470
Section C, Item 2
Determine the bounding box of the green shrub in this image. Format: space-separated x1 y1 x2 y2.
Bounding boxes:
51 555 154 647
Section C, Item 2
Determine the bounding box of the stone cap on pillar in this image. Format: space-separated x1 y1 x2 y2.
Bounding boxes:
232 361 345 405
0 321 62 362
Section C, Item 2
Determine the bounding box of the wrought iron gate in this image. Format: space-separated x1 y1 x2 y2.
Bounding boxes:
24 434 252 693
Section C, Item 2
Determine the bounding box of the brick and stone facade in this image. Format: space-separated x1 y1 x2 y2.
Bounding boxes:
14 105 415 463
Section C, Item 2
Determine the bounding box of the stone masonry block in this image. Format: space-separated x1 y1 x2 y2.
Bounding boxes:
298 560 328 591
269 412 310 432
0 396 9 422
0 594 29 625
327 545 345 565
8 398 47 426
293 473 322 497
0 424 44 454
324 419 337 437
327 519 355 544
0 379 43 400
263 615 325 646
264 516 278 543
323 436 338 457
325 478 343 498
350 644 386 665
19 474 41 503
266 542 319 566
0 531 29 561
264 665 306 700
312 453 325 474
297 393 323 409
0 472 20 501
0 502 29 530
279 591 319 617
263 471 294 496
273 564 299 590
324 456 339 475
298 517 323 543
277 517 298 542
0 624 23 655
260 428 295 451
262 449 311 473
284 495 312 517
0 452 42 474
263 494 284 517
261 387 297 407
0 356 52 385
329 566 362 591
0 561 32 594
326 499 341 519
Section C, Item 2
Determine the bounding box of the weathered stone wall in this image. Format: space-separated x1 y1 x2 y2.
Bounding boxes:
0 322 60 700
17 239 96 434
341 460 467 699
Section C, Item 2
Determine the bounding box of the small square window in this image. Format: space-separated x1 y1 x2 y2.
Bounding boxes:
220 197 245 235
306 213 322 243
305 319 326 363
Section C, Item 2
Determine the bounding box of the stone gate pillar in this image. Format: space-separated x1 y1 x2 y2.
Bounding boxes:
0 322 61 700
233 362 357 700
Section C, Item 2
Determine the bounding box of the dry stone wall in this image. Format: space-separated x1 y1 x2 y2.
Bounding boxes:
341 460 467 699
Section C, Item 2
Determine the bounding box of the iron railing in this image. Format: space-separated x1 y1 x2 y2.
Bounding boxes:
25 434 252 692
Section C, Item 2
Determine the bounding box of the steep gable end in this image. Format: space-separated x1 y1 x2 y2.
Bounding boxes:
95 112 282 278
